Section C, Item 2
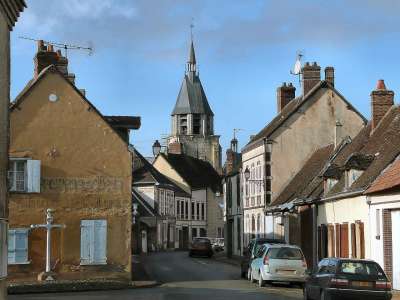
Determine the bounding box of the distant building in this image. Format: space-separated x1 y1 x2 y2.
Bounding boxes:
7 42 140 281
167 40 221 172
222 138 243 258
132 149 190 252
153 153 223 248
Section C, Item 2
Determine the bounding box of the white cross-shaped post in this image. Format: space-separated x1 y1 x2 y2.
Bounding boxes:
31 209 66 281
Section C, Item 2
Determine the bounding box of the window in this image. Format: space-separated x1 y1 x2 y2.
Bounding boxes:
197 203 200 220
8 159 41 193
80 220 107 265
200 228 207 237
8 229 29 264
191 202 195 220
325 178 338 193
193 114 201 134
347 169 363 188
201 203 205 220
185 201 188 219
179 115 188 135
266 247 304 260
176 201 180 219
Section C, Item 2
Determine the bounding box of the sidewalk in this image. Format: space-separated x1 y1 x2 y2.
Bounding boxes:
393 291 400 300
8 255 158 294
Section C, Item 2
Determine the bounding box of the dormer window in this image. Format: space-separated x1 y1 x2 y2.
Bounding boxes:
324 178 338 194
346 169 363 188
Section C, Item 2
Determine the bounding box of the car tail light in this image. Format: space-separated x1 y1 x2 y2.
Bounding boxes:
331 278 349 287
263 256 269 266
376 281 391 289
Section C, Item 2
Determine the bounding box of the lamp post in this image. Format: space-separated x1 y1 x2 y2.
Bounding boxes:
152 140 162 156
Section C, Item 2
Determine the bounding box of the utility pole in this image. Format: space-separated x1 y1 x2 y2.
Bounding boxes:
0 2 26 299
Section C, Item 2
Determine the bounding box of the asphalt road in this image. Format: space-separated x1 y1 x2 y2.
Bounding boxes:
9 251 303 300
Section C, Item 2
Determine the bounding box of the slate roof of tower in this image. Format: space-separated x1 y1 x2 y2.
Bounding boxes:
171 41 213 116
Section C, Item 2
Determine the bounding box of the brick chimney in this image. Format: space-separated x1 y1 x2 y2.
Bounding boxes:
34 40 75 83
371 79 394 129
277 82 296 113
302 62 321 96
168 142 183 154
325 66 334 87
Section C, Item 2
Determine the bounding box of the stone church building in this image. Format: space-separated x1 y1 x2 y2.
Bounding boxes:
167 40 222 172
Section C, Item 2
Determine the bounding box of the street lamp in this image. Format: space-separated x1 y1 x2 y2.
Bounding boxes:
244 166 264 184
152 140 162 156
132 202 139 225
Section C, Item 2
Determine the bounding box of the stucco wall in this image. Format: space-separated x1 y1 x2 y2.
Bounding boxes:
153 155 190 194
206 188 224 238
318 195 370 258
270 88 365 197
368 194 400 270
8 71 132 280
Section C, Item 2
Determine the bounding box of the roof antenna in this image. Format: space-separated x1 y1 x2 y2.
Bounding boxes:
290 50 304 85
19 36 94 58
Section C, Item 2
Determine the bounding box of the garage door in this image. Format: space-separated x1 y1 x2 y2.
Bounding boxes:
392 210 400 290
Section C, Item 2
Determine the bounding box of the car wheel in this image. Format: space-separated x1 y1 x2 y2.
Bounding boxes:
258 272 265 287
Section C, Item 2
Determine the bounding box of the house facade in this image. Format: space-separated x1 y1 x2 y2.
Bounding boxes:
365 157 400 290
222 138 243 257
167 40 221 172
241 63 366 246
153 153 223 248
7 43 139 281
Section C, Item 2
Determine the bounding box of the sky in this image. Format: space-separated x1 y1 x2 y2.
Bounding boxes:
10 0 400 157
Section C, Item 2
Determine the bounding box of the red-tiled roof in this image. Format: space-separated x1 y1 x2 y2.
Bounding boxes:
365 158 400 194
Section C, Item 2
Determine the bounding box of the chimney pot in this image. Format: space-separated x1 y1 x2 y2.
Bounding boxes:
371 79 394 130
325 66 335 87
47 44 54 52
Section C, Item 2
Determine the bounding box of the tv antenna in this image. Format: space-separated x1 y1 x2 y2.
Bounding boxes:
290 50 304 84
19 36 94 58
233 128 243 139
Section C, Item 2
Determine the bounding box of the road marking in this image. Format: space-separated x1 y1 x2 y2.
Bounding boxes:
194 259 208 265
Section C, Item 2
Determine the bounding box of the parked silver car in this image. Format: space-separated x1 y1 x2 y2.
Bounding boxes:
249 243 308 287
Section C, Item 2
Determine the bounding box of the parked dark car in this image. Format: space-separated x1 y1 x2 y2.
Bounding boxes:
304 258 392 300
189 237 213 257
240 238 285 278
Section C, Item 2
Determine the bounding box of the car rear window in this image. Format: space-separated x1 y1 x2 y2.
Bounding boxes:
267 247 304 260
194 238 210 244
339 261 384 276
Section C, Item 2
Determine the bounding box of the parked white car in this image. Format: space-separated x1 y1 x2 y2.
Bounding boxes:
248 243 308 287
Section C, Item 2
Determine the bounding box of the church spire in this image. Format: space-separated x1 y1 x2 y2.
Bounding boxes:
187 22 197 75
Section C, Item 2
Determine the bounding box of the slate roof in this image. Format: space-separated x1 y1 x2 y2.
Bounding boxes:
171 41 213 116
272 144 335 206
326 105 400 197
243 81 366 152
0 0 26 29
365 157 400 194
133 149 189 197
160 153 221 192
171 74 214 116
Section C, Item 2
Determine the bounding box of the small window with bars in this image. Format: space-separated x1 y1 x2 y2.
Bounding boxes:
8 160 27 192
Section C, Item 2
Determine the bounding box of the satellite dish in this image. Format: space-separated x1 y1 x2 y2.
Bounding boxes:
291 51 303 75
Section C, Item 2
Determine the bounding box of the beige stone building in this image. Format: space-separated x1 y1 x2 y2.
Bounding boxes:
7 42 140 281
241 62 366 246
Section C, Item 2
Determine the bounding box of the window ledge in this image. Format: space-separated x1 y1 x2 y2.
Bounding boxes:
80 262 107 266
8 261 31 265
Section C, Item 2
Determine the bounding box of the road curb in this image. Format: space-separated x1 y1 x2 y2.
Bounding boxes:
7 280 160 294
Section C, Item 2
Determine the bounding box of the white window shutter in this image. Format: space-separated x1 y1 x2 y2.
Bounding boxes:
27 160 41 193
80 220 92 264
93 220 107 264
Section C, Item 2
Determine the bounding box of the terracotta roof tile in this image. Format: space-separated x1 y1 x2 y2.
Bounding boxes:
365 158 400 194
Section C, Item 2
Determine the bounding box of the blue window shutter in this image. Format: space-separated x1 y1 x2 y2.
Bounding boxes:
80 220 92 264
27 160 41 193
8 230 16 263
93 220 107 264
14 230 28 263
